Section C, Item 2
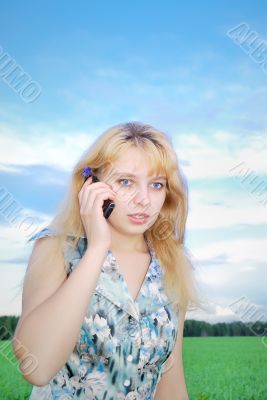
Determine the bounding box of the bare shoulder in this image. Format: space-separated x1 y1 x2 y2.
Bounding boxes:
16 236 67 333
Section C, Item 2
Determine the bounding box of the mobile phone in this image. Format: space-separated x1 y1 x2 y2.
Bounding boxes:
84 172 115 219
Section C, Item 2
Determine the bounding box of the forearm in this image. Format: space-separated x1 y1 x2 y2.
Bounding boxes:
13 245 107 386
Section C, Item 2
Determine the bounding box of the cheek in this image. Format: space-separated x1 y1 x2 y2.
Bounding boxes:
112 193 133 211
114 187 136 204
155 190 166 206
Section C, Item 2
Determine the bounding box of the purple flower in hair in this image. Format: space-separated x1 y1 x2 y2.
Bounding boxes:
82 166 92 178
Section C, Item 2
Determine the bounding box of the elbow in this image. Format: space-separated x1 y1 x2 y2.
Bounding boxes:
21 371 50 387
12 334 50 387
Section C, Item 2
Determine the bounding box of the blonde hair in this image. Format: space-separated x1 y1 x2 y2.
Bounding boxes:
24 122 204 313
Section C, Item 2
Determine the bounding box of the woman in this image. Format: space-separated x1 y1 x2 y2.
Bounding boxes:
13 121 201 399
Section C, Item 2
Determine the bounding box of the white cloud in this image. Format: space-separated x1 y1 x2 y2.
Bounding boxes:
191 237 267 265
186 300 267 324
186 302 238 324
0 122 97 172
184 234 267 323
187 196 267 229
0 208 53 253
1 123 266 181
0 210 57 315
174 130 267 180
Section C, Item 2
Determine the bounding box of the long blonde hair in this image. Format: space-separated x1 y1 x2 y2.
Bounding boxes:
25 122 204 313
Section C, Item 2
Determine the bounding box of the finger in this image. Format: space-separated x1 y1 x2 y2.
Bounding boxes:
81 188 116 213
79 177 106 199
79 179 116 205
93 190 116 214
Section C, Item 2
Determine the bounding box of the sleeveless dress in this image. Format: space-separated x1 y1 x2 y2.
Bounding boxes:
26 227 179 400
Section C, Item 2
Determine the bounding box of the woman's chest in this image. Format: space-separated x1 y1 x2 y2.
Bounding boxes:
68 250 179 383
76 290 179 371
110 251 152 303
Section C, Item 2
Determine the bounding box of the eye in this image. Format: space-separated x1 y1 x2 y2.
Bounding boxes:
118 179 164 190
152 182 164 190
118 178 132 186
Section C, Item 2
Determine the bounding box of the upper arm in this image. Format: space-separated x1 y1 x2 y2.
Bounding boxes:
15 236 67 334
154 309 189 400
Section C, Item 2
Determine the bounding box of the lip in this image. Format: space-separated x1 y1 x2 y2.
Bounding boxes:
127 213 150 217
127 215 149 225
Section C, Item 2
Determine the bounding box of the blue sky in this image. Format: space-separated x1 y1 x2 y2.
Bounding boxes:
0 0 266 323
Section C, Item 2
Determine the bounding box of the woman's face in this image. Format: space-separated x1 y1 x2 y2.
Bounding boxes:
103 147 167 233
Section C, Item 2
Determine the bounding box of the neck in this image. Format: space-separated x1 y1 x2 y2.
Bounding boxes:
109 226 148 253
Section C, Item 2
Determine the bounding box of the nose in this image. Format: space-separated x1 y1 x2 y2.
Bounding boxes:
131 185 151 211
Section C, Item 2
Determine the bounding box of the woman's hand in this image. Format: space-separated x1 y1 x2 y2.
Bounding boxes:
78 176 116 250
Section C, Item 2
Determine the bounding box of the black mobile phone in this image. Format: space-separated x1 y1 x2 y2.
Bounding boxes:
84 173 115 219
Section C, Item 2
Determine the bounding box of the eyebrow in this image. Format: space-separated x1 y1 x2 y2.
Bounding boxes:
112 172 167 180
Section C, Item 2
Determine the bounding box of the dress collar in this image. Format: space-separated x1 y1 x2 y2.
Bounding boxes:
93 235 172 321
68 232 173 321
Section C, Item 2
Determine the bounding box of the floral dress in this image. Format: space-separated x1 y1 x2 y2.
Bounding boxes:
26 227 179 400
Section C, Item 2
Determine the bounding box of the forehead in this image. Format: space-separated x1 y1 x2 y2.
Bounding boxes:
100 146 167 183
109 147 163 176
115 147 147 163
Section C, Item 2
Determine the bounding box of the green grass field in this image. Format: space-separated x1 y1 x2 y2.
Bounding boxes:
0 337 266 399
183 337 267 400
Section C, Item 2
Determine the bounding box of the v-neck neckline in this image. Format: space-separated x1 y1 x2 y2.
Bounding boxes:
107 234 154 304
